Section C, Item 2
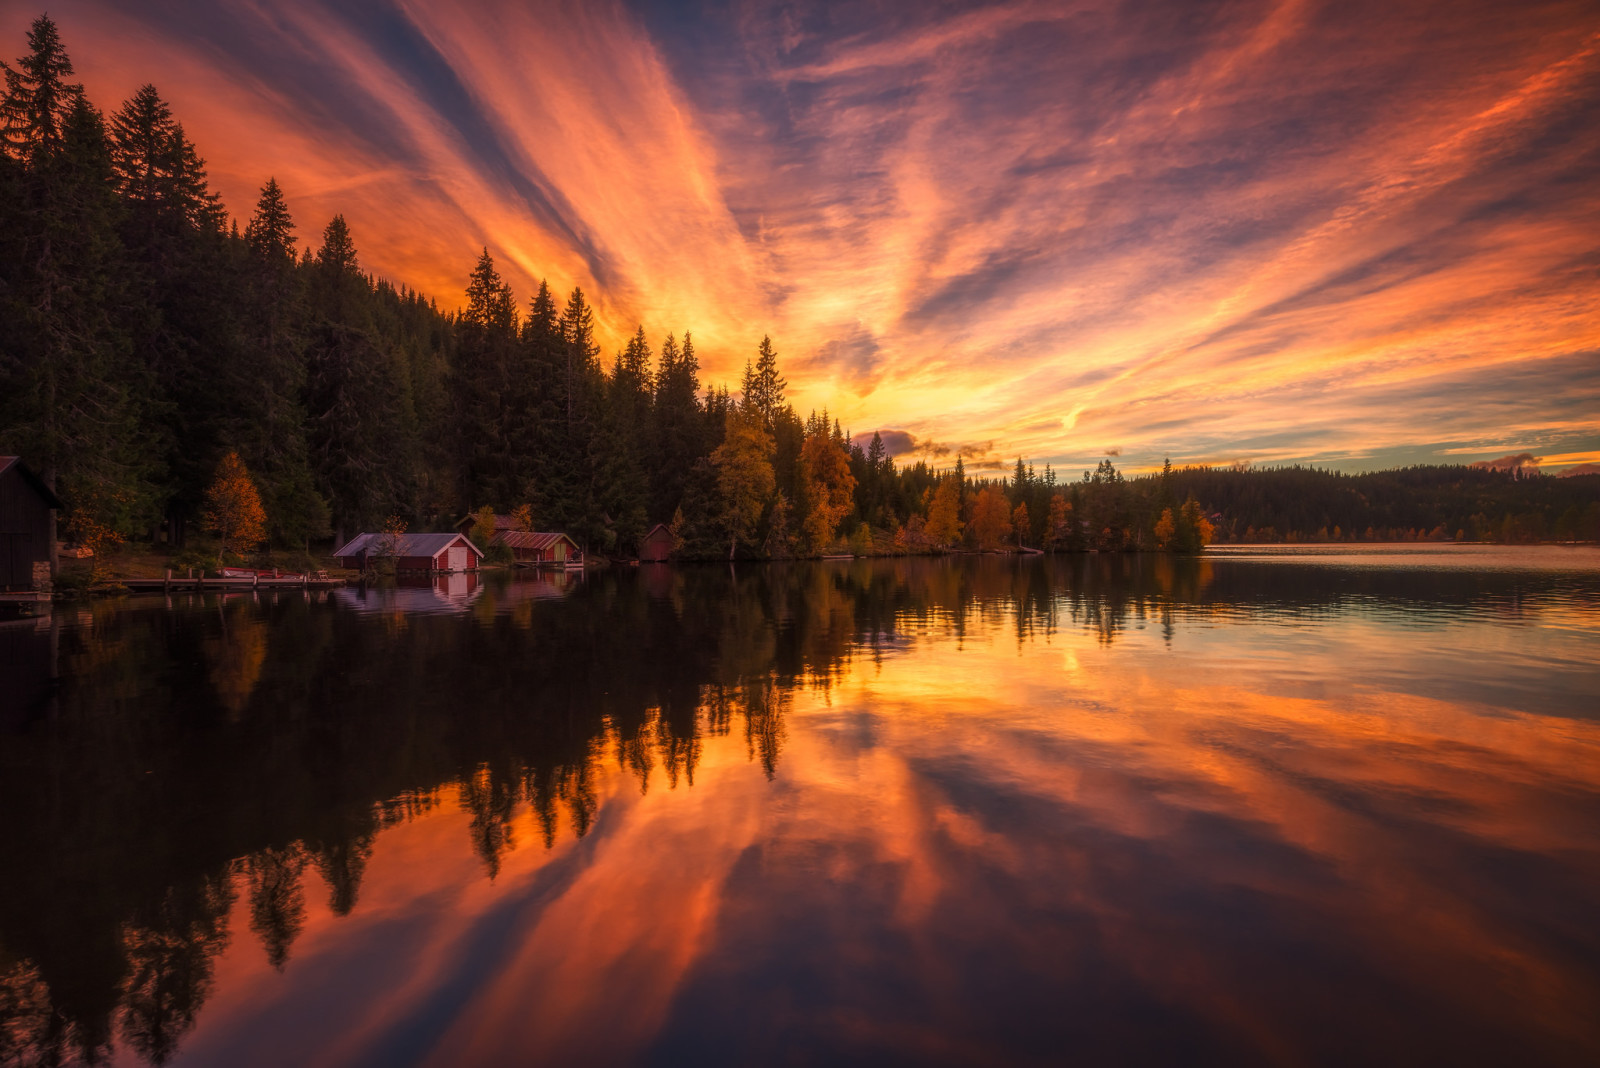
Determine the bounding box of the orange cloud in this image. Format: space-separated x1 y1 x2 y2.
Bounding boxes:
17 0 1600 469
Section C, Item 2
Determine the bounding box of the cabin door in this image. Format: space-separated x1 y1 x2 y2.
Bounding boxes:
447 546 468 571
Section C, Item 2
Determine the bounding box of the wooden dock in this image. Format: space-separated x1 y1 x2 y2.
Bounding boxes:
120 573 349 592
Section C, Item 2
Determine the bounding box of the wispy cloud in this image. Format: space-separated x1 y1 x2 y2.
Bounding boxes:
16 0 1599 470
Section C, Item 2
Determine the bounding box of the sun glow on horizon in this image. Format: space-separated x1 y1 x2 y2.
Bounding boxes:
15 0 1598 473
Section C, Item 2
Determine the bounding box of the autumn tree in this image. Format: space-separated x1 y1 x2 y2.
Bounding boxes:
969 486 1013 551
799 418 857 552
926 476 963 548
711 407 774 559
1154 508 1177 550
1011 501 1029 548
202 452 267 557
1046 493 1073 550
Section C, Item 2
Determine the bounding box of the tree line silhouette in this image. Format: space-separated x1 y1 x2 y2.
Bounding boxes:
3 14 1594 566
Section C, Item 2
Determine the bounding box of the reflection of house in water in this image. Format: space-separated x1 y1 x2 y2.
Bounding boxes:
332 572 484 614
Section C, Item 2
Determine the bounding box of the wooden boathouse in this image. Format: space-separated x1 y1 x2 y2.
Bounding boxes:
333 532 482 573
0 457 61 597
493 530 582 567
639 523 674 562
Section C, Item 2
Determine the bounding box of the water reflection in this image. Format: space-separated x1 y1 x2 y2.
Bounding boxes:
0 551 1597 1065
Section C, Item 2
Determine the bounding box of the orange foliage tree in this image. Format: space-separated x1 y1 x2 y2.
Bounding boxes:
969 487 1013 550
202 452 267 558
800 430 856 552
925 477 963 547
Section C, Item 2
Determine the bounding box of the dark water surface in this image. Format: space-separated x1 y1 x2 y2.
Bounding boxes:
3 547 1599 1066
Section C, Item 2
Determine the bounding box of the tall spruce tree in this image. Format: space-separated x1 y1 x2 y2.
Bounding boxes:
0 20 153 547
236 177 326 545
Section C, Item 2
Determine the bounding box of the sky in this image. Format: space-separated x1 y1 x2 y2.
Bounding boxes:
4 0 1598 474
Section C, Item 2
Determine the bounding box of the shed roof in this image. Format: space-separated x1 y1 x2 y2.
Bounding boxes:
457 514 521 531
333 532 482 558
0 457 65 509
494 530 579 551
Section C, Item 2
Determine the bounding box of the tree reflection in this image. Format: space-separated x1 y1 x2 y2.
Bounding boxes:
244 847 307 971
118 877 233 1064
0 555 1591 1064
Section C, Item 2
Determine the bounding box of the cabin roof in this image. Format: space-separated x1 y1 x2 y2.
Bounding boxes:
642 523 673 539
0 457 65 509
457 514 520 531
333 532 482 558
493 530 579 551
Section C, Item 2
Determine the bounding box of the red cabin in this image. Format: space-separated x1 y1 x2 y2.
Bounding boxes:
493 530 582 567
332 532 482 573
639 523 674 563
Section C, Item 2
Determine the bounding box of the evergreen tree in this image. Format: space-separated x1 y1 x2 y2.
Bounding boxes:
233 178 325 545
742 335 786 431
0 14 78 155
304 216 412 541
0 31 153 549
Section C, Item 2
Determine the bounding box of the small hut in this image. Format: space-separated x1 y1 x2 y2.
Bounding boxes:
0 457 62 592
332 532 482 573
493 530 582 567
639 523 674 563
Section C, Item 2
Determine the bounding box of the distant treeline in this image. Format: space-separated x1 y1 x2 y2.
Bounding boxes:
1160 464 1599 545
3 16 1595 562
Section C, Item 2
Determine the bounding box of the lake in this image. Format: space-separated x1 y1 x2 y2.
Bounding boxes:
2 547 1598 1066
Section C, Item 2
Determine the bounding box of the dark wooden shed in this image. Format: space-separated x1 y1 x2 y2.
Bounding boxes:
639 523 675 562
0 457 62 592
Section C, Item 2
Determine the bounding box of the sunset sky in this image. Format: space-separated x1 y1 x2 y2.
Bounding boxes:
8 0 1598 473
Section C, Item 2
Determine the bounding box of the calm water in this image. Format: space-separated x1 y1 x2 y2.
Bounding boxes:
2 548 1599 1066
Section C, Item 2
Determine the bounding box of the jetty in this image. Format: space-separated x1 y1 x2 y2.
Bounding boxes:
120 570 349 592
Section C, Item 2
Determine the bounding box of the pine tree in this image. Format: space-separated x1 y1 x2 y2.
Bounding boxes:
743 335 786 431
235 178 325 545
0 14 79 156
0 30 153 551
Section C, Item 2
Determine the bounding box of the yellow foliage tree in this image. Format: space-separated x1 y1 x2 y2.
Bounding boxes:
926 477 963 547
1011 501 1029 548
1154 508 1176 549
712 408 775 559
511 503 534 532
469 506 496 549
202 452 267 558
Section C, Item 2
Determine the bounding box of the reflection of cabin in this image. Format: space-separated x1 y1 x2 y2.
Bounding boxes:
0 457 62 592
640 523 674 562
332 532 482 573
493 530 582 567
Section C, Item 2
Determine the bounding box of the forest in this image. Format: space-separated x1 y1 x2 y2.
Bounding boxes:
3 15 1596 567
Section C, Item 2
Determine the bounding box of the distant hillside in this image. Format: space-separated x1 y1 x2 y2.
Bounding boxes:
1159 465 1600 543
